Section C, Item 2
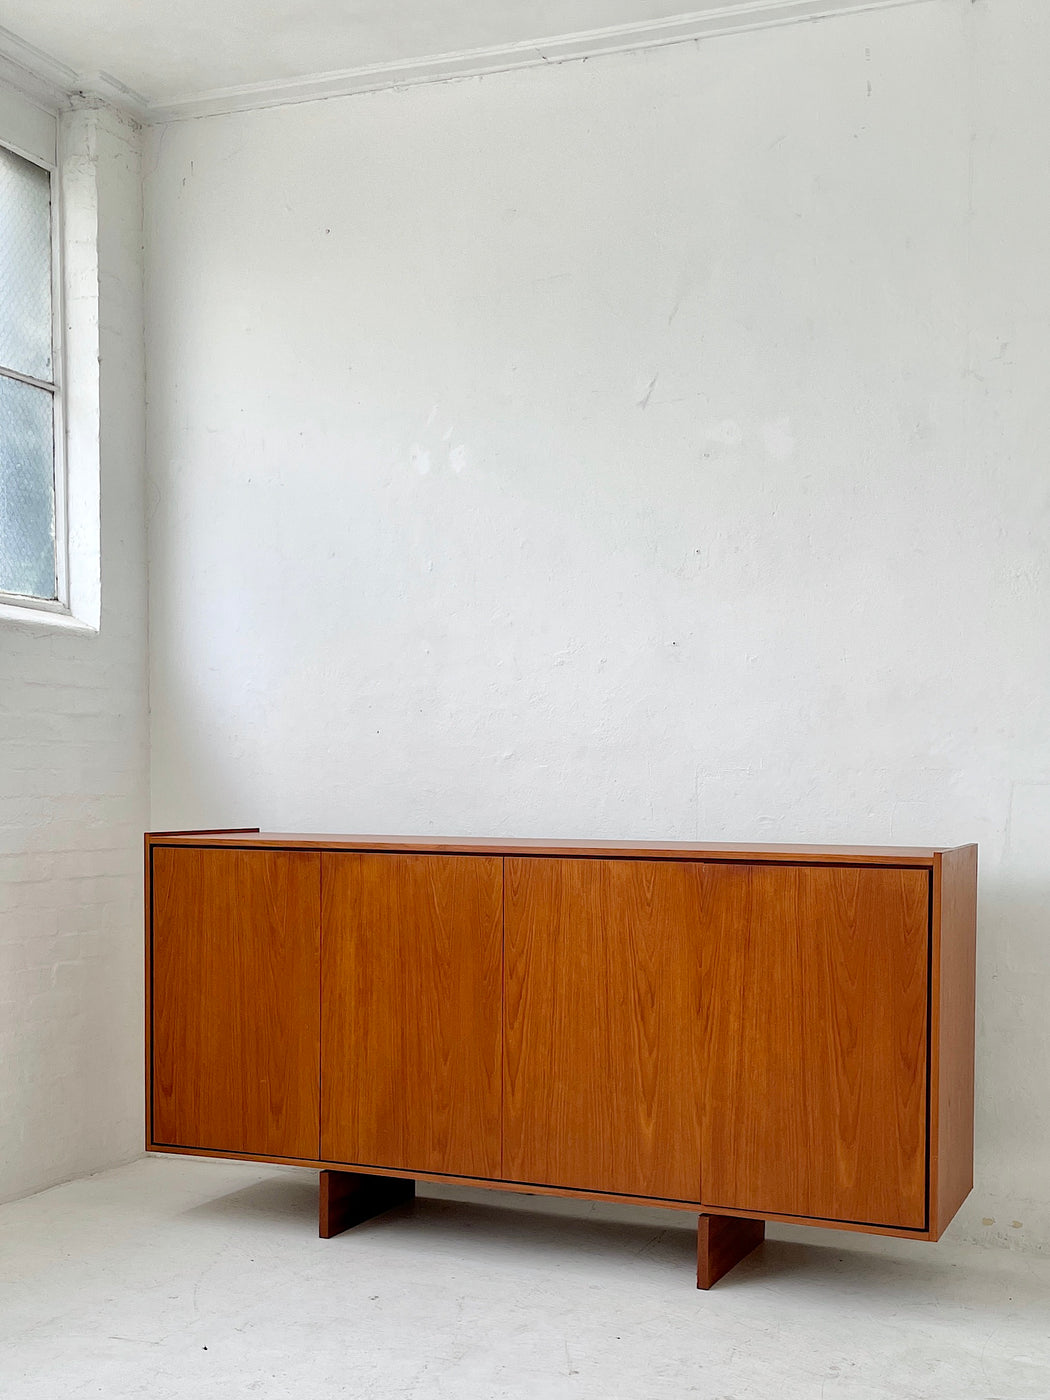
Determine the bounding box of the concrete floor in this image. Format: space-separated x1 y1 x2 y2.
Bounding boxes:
1 1157 1048 1399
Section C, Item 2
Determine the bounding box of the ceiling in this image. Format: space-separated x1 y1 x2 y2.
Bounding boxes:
0 0 713 106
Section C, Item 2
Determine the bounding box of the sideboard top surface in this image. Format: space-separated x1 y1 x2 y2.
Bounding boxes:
145 831 975 867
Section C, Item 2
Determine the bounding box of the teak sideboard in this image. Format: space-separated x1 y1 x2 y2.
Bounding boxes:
144 831 977 1288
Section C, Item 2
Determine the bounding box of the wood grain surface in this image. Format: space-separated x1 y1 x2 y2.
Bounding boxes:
146 835 975 1244
701 863 929 1229
320 853 503 1178
318 1169 415 1238
149 832 948 865
151 846 321 1158
929 845 978 1236
697 1214 766 1289
503 857 706 1201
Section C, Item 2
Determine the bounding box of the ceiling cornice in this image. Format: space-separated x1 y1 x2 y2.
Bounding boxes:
0 22 149 120
146 0 937 123
0 22 77 112
74 72 150 122
1 0 936 128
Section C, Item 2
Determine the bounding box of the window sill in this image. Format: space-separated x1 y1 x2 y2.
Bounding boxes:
0 597 98 634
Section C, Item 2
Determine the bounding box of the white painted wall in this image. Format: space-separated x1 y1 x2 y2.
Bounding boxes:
145 0 1050 1248
0 104 148 1201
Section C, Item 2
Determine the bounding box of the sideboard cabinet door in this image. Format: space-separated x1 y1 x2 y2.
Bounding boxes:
151 847 321 1159
503 858 705 1202
321 853 503 1178
701 863 930 1230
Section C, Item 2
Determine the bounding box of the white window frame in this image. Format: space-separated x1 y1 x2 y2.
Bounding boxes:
0 129 68 614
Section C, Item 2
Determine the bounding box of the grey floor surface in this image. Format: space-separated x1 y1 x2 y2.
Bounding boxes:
1 1155 1048 1399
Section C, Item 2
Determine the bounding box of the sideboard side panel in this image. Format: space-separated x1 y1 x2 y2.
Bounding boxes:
701 864 930 1230
929 845 978 1237
320 852 503 1179
151 846 321 1159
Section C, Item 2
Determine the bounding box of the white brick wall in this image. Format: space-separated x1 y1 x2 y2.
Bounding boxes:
0 105 148 1203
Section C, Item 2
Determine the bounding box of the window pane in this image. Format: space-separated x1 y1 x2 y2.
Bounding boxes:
0 375 56 599
0 145 53 382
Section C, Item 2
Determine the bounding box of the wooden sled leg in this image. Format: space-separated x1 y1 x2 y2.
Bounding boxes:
319 1169 415 1239
697 1213 765 1289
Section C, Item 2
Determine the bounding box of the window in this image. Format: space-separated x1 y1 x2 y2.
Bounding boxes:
0 140 63 606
